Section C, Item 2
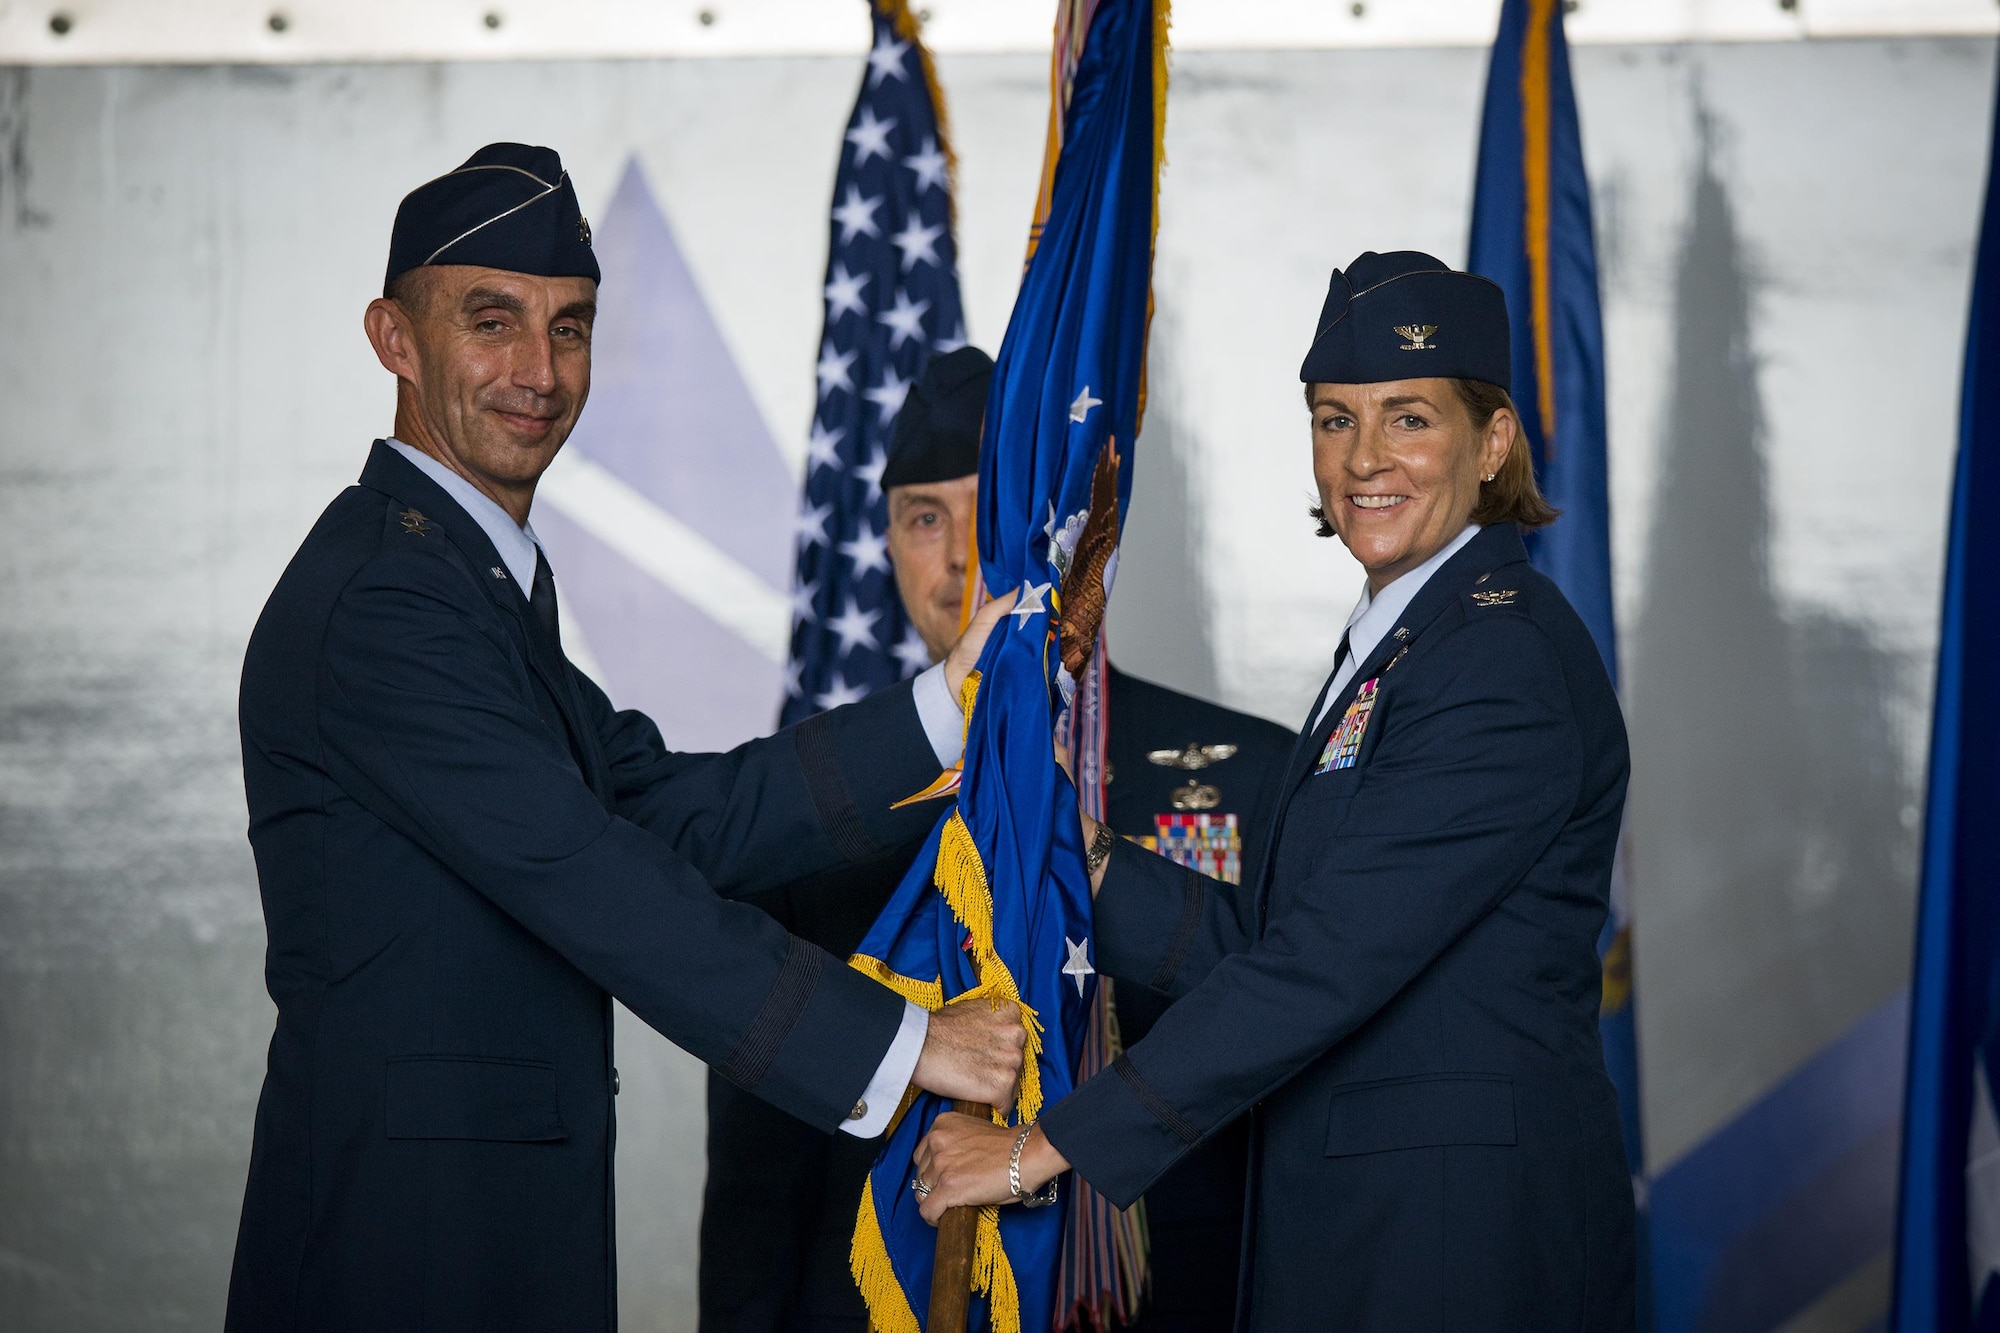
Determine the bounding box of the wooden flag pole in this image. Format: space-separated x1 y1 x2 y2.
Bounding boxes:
927 1100 993 1333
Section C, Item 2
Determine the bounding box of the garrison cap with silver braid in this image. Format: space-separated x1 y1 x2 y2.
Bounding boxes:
385 142 601 293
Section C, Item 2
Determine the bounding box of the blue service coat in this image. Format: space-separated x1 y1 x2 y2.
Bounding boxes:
1038 523 1637 1332
226 442 941 1333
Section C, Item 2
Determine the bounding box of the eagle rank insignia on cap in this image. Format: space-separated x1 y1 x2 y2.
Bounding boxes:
1395 324 1438 351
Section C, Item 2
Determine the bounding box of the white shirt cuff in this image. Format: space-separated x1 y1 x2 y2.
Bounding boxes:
841 1000 929 1138
911 663 966 768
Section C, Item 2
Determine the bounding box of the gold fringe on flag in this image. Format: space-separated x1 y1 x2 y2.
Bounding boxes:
851 1175 924 1333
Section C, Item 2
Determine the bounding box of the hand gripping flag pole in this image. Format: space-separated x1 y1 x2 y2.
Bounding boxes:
845 1 1167 1330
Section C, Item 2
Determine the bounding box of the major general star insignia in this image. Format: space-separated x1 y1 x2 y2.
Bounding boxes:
1147 743 1238 771
1471 589 1519 607
399 507 433 536
1395 323 1439 351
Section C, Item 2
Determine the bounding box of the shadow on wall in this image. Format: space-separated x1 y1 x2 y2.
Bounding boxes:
1106 296 1224 702
1630 108 1914 1333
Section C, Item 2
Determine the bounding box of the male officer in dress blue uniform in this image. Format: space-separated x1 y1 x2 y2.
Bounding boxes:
225 144 1026 1333
698 348 1294 1332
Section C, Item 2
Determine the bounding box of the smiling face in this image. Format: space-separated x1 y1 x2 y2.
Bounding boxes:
1308 377 1516 592
885 473 978 662
364 265 597 522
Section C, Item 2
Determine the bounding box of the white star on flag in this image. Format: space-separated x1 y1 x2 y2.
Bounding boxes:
823 262 871 323
839 525 891 577
904 135 948 194
891 216 945 273
1012 580 1052 625
845 106 898 166
854 447 890 499
876 289 931 350
806 421 846 474
816 342 857 397
1063 936 1095 997
827 597 883 655
865 367 912 420
790 577 820 625
815 673 870 710
783 658 804 698
1070 385 1103 423
893 625 933 677
795 500 833 549
831 186 883 243
866 31 910 87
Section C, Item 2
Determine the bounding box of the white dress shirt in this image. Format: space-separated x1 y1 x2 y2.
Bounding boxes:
386 438 961 1137
1314 524 1483 731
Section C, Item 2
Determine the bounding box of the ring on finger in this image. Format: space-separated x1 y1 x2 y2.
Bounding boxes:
912 1176 933 1198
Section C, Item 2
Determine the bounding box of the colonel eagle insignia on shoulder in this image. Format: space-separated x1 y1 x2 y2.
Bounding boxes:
1470 588 1518 607
399 507 434 536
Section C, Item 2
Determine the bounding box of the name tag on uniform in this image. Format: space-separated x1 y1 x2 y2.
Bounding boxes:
1314 677 1378 774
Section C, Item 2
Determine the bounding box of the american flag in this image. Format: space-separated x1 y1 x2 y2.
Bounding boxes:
780 0 965 727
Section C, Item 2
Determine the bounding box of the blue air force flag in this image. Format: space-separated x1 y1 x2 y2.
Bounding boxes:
844 2 1168 1330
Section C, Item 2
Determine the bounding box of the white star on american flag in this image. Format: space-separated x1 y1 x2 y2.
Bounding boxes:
865 367 912 420
877 290 931 350
795 500 833 549
867 32 910 87
806 421 846 474
815 673 869 710
840 525 891 577
823 262 871 323
827 597 883 655
790 577 821 624
904 136 948 194
893 625 934 677
854 447 890 499
831 186 883 243
816 342 858 397
845 106 898 166
891 216 945 273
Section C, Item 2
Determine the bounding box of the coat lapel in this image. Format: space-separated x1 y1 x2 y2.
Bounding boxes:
357 442 608 797
1251 524 1535 911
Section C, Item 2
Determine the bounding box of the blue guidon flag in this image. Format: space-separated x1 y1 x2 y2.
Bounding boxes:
844 1 1168 1329
1892 65 2000 1333
1469 5 1652 1322
783 0 966 727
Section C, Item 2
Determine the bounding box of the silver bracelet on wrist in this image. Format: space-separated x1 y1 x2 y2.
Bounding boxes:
1084 820 1116 878
1008 1124 1060 1208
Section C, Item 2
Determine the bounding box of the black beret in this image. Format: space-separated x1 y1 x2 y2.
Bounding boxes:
882 345 993 490
1299 251 1509 390
385 143 601 294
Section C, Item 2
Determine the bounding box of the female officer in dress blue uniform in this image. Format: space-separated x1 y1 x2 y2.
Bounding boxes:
912 251 1637 1332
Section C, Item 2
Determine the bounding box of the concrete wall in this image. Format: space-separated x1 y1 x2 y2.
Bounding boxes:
0 38 1984 1331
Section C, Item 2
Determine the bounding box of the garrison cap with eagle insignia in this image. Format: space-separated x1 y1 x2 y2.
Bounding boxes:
385 142 600 293
1300 250 1510 389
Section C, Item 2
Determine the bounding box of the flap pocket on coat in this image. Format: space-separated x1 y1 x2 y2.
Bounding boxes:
385 1056 567 1142
1323 1074 1516 1157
